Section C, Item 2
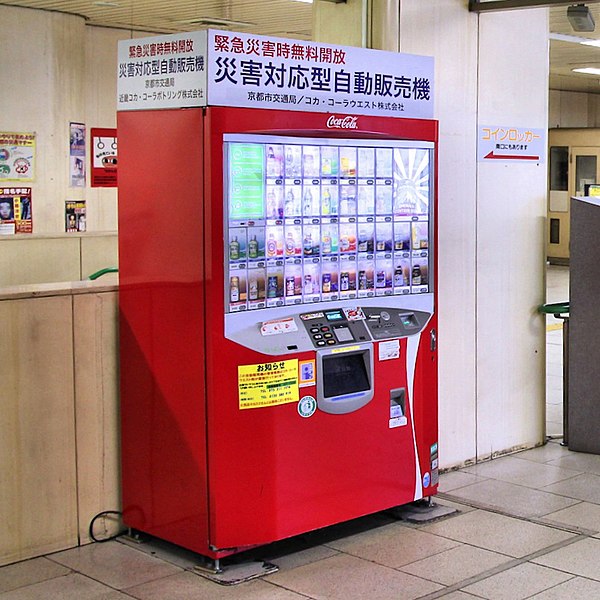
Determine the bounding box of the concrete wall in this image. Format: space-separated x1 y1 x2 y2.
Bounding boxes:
549 89 600 128
0 6 127 285
0 233 118 286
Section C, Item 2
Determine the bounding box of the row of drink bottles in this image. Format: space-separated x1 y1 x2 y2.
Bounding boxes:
228 257 429 310
263 143 428 181
229 221 429 261
262 182 424 219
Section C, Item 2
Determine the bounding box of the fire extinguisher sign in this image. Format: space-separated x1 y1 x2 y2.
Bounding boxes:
238 359 299 409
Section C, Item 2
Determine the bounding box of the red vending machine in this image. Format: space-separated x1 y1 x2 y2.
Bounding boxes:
118 30 438 563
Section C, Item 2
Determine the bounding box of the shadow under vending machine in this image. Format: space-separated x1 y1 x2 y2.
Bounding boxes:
118 30 438 564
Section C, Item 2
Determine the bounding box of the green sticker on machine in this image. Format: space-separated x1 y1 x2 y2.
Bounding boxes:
298 395 317 418
229 143 265 221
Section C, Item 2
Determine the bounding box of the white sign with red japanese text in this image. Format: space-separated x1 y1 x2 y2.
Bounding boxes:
478 125 546 164
117 31 208 110
117 30 434 119
206 30 433 119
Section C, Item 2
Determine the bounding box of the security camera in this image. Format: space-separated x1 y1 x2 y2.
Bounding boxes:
568 4 595 32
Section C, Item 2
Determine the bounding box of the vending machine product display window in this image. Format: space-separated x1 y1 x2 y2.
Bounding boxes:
225 135 433 314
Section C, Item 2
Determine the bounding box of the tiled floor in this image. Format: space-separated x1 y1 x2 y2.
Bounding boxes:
4 266 597 600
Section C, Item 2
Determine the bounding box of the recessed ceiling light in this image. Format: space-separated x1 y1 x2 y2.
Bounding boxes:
292 0 314 3
572 67 600 75
177 17 255 28
93 1 121 6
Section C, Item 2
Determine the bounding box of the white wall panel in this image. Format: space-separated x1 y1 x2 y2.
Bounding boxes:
476 10 548 458
400 0 479 468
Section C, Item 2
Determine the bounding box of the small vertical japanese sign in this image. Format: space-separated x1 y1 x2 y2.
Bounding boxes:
238 359 299 409
70 122 86 187
91 128 117 187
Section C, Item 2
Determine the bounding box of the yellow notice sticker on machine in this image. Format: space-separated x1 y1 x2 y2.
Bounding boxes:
238 359 299 409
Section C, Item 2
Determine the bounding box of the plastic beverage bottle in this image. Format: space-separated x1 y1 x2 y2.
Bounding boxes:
229 236 240 260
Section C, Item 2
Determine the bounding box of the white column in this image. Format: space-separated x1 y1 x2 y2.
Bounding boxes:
475 9 548 457
400 1 547 464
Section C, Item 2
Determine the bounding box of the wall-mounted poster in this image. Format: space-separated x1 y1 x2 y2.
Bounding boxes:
0 132 36 182
65 200 86 232
0 187 33 234
70 122 86 187
91 128 117 187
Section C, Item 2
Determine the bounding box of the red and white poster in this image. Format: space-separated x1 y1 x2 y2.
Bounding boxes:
91 128 117 187
0 187 33 234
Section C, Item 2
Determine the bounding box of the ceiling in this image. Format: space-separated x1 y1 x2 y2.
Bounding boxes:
5 0 600 94
550 3 600 93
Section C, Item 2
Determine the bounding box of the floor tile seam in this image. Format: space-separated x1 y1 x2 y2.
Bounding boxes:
411 535 587 600
0 570 75 596
308 542 465 592
456 466 586 487
411 556 525 600
459 468 585 486
540 478 600 499
321 537 462 569
44 552 182 598
260 577 318 599
438 471 600 504
436 493 598 536
0 568 139 598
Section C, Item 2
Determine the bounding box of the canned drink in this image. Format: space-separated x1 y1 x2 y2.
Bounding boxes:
230 276 240 302
249 278 258 300
304 274 313 295
267 276 278 298
358 270 367 290
340 271 349 291
394 266 404 287
322 273 331 293
286 276 295 296
412 264 422 285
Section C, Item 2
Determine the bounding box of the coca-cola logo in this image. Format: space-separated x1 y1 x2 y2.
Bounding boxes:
326 115 359 130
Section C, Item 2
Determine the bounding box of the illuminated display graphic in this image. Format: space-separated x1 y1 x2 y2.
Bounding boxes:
225 135 432 313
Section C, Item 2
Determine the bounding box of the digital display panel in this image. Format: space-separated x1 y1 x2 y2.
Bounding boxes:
225 135 433 313
325 310 345 321
322 352 371 399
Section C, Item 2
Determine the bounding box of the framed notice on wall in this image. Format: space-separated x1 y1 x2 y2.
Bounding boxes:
91 128 117 187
